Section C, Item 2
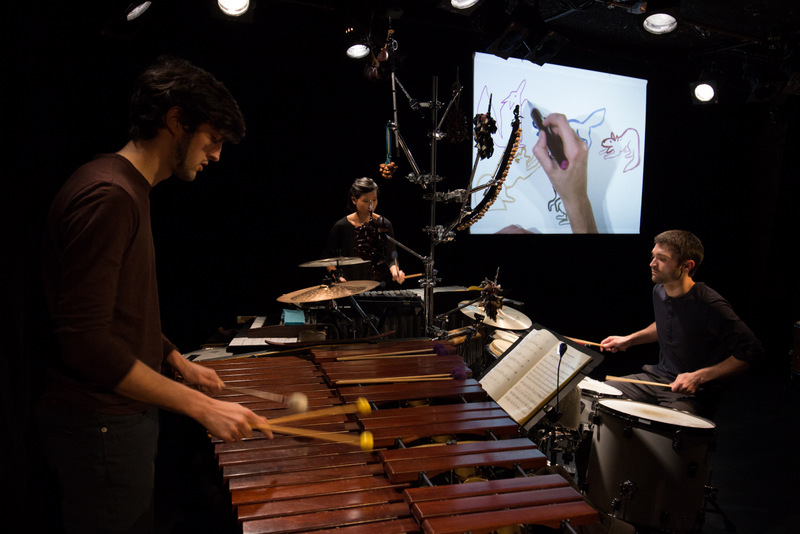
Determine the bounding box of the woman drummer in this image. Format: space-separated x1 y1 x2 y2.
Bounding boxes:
322 177 405 286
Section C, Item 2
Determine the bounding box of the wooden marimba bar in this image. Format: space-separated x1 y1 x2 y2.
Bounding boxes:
203 340 598 533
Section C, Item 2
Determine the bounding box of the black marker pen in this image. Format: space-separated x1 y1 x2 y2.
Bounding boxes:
531 107 569 170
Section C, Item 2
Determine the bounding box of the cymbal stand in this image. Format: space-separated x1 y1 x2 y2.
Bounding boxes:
435 295 485 325
321 296 380 339
317 273 380 338
346 295 381 337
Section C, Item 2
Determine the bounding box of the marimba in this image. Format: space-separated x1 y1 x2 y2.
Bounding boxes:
203 339 598 533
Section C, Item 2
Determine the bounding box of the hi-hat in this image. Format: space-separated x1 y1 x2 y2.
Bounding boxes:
299 256 369 268
458 301 532 330
277 280 380 304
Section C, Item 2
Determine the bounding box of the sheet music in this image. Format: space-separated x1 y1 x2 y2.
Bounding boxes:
480 329 552 399
228 336 297 348
227 317 297 351
480 328 592 424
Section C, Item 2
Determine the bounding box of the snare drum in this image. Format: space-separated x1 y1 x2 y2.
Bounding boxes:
578 378 623 430
586 399 716 532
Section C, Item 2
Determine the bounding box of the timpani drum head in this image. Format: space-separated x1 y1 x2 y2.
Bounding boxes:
586 399 716 532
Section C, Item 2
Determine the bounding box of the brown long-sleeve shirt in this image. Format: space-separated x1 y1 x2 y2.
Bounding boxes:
41 154 176 414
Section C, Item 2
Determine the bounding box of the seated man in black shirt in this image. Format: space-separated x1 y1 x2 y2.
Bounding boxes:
600 230 763 417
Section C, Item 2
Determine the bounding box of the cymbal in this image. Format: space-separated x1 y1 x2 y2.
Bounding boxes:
299 256 369 268
458 301 533 330
277 280 380 304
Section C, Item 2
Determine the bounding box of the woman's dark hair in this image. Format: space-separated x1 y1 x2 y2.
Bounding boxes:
347 177 379 210
127 55 245 143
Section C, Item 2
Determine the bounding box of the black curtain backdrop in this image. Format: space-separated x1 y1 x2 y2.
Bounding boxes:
5 1 798 528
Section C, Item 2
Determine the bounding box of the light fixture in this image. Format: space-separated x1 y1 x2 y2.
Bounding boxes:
451 0 481 9
218 0 250 17
345 27 371 59
126 2 151 22
690 81 718 104
643 13 677 34
347 43 370 59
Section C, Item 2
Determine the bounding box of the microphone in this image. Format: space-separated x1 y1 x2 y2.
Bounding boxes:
546 342 569 423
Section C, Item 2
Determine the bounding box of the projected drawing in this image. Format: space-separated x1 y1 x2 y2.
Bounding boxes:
489 145 540 212
600 128 642 173
470 53 647 234
568 108 606 148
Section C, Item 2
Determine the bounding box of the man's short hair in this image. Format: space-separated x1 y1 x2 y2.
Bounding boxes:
654 230 704 276
128 55 245 143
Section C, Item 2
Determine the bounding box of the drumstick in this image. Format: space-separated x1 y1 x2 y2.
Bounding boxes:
224 386 309 412
267 397 372 426
252 423 374 450
605 375 673 388
404 273 423 279
564 336 603 347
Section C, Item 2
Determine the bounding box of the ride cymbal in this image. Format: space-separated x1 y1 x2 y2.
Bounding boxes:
277 280 380 304
299 256 369 268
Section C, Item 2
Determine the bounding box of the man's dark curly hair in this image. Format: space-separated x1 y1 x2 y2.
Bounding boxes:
127 55 245 143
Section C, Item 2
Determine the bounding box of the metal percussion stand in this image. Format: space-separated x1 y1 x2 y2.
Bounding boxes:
388 74 469 337
703 478 737 532
320 274 381 338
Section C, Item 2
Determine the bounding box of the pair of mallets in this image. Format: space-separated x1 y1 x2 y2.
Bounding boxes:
226 385 373 450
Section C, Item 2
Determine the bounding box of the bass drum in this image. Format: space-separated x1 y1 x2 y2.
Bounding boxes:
586 399 716 532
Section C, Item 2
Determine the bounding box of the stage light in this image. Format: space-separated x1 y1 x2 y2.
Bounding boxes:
347 43 370 59
126 2 151 21
451 0 481 9
690 81 718 104
643 13 677 34
345 27 371 59
218 0 250 17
